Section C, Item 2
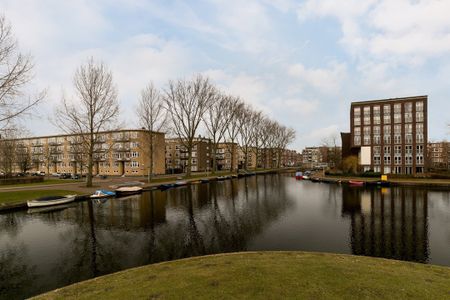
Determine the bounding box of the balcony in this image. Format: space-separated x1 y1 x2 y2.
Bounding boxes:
113 135 130 142
113 146 130 152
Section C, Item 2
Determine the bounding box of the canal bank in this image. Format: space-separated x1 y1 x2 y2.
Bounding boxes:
0 169 291 212
312 174 450 188
33 251 450 300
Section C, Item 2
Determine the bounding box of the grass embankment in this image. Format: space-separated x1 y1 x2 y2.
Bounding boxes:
35 252 450 300
0 179 83 188
0 190 82 205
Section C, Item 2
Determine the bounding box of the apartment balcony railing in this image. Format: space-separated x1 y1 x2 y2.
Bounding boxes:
113 147 131 152
113 136 130 142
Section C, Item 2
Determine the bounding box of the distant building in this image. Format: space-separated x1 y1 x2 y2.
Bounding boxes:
0 129 166 176
428 142 450 171
165 137 211 173
341 95 428 175
216 142 239 171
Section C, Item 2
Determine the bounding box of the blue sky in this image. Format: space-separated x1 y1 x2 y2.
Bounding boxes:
2 0 450 150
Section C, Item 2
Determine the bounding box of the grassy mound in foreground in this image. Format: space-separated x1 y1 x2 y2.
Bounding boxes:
35 252 450 300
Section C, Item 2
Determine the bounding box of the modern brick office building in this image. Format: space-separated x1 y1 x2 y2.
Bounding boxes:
342 95 428 175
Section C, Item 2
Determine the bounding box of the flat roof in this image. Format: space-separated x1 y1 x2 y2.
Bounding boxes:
1 128 164 141
351 95 427 106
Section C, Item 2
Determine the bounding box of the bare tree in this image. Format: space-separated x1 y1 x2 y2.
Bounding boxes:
225 97 244 173
56 58 119 187
203 93 237 174
236 105 256 171
321 134 342 170
0 16 44 128
15 141 31 173
136 82 168 182
164 75 216 178
249 110 264 170
0 135 16 177
273 125 295 168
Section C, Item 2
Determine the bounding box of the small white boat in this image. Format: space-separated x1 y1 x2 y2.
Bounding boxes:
27 195 77 208
115 186 143 196
90 190 116 199
302 175 310 180
175 180 188 186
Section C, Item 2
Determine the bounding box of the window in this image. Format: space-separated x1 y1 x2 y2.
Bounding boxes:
416 123 423 134
417 134 424 143
383 105 391 124
405 124 412 134
373 106 380 124
416 101 424 112
363 106 371 124
373 155 381 165
373 126 381 135
405 145 413 154
404 112 413 122
131 161 139 168
354 136 361 146
384 146 391 155
405 102 412 112
417 145 424 154
416 111 424 122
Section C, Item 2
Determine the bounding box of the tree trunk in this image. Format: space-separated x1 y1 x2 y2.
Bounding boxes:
211 143 217 175
86 138 94 187
186 142 192 178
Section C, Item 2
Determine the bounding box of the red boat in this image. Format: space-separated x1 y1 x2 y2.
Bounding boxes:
348 180 364 186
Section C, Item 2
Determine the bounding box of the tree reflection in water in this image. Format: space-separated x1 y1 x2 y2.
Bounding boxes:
3 174 448 299
0 244 37 299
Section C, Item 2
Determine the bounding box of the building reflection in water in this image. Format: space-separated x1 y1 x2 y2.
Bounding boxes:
342 186 429 263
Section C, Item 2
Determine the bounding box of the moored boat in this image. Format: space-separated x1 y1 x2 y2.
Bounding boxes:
115 186 143 196
27 195 77 208
348 180 364 186
295 171 303 180
175 180 188 186
159 183 176 190
90 190 116 199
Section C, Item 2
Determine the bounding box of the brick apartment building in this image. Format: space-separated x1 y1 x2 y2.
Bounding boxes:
165 137 211 173
342 95 428 175
428 142 450 170
0 129 166 176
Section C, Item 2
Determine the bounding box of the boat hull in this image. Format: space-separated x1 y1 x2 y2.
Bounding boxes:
27 195 76 208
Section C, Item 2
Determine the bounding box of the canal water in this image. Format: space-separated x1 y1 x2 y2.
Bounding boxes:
1 174 450 299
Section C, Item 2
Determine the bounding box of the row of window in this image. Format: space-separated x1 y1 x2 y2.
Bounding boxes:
373 155 424 166
354 134 424 146
370 166 424 174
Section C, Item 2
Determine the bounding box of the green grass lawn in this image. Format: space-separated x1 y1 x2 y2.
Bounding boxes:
34 252 450 300
0 178 83 188
0 190 82 205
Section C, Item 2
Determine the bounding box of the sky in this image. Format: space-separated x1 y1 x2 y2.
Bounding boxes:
2 0 450 151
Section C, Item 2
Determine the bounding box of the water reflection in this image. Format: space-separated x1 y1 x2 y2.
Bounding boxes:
342 187 429 263
1 175 450 299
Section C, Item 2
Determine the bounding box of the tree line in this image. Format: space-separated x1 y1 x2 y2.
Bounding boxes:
0 15 295 186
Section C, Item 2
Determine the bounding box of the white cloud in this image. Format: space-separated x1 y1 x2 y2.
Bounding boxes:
304 124 340 143
288 62 347 94
298 0 450 64
204 69 271 113
282 98 319 116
